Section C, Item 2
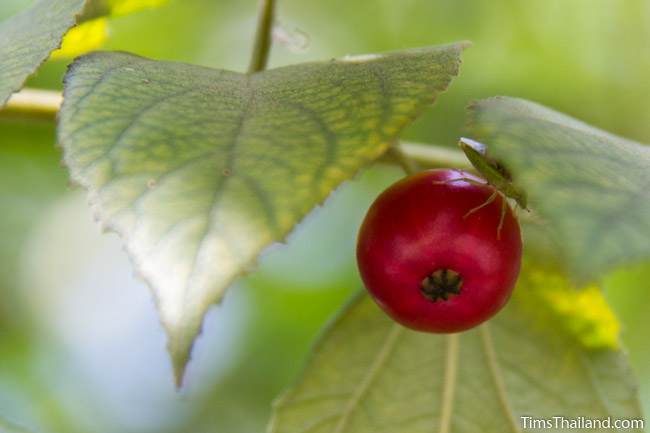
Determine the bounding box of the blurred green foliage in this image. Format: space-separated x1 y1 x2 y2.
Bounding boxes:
1 0 649 432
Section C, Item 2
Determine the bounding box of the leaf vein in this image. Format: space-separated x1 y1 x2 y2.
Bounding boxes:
438 333 459 433
479 324 522 433
332 324 404 433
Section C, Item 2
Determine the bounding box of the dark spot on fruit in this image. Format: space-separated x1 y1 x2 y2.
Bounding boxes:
420 268 463 302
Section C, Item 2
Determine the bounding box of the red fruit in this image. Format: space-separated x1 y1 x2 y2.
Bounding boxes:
356 169 522 333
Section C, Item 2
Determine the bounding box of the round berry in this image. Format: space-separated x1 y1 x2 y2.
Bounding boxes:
356 169 522 333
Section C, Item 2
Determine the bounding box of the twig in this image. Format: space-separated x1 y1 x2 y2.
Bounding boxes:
0 88 62 121
0 90 471 173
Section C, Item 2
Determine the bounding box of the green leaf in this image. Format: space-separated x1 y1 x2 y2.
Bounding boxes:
57 44 466 383
269 269 643 433
0 0 86 107
604 262 650 417
466 97 650 282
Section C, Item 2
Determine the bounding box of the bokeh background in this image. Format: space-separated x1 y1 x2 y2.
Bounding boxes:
1 1 649 432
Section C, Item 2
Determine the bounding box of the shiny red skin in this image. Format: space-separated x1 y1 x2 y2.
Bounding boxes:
356 169 522 333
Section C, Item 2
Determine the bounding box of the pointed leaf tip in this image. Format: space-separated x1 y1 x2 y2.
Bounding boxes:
58 43 465 381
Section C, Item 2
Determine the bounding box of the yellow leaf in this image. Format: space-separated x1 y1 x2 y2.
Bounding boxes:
50 0 167 60
522 265 621 350
50 19 108 60
109 0 167 16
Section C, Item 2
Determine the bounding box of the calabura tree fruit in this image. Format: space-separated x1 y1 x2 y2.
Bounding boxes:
356 169 522 333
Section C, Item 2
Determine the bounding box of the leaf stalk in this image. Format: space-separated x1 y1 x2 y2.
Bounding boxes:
248 0 277 73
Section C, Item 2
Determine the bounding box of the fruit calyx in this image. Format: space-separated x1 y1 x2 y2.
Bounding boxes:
420 269 463 302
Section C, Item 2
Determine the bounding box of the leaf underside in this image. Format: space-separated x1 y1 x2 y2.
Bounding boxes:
269 272 643 433
0 0 86 107
467 97 650 283
57 44 466 382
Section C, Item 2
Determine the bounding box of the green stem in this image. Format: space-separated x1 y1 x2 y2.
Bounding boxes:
382 141 472 175
248 0 277 73
399 140 472 170
0 89 62 121
385 143 419 175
